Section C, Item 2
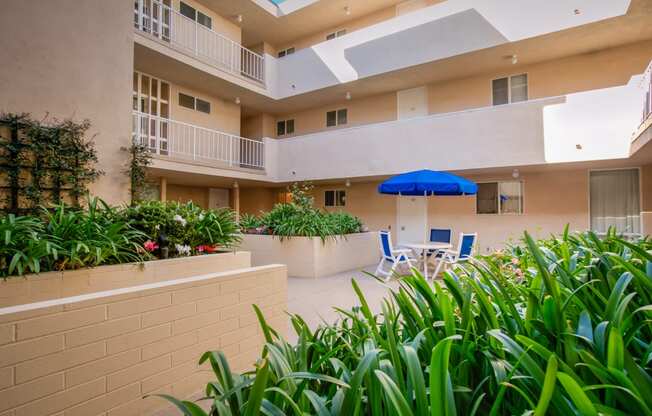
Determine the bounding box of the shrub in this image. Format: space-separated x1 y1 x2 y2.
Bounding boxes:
0 197 147 277
160 228 652 415
0 198 241 277
242 182 364 240
119 200 240 255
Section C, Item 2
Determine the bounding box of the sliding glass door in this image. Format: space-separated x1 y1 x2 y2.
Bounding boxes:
589 169 641 236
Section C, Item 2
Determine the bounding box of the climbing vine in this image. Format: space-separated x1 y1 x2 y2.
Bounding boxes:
127 142 153 204
0 113 103 214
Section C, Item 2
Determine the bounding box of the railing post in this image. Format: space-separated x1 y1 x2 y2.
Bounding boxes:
194 17 198 56
193 127 196 160
229 136 233 166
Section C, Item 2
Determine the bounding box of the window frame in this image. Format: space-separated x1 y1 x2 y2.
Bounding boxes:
475 180 524 215
491 73 529 106
277 47 295 58
324 190 346 207
276 119 295 136
326 29 347 41
178 92 211 114
326 108 347 127
179 1 212 29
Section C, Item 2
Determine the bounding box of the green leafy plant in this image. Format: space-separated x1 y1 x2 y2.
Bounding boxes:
242 182 364 241
126 142 153 204
120 200 240 254
160 228 652 415
0 113 102 214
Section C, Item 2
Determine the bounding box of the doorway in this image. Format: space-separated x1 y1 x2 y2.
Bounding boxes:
397 195 427 245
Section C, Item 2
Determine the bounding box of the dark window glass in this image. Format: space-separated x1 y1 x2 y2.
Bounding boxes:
179 2 196 20
197 11 212 29
326 111 337 127
277 121 286 136
196 98 210 114
336 29 346 37
336 190 346 206
325 191 335 206
337 109 347 125
286 119 295 134
492 77 509 105
286 47 295 55
179 93 195 109
326 33 336 41
476 183 499 214
278 50 286 58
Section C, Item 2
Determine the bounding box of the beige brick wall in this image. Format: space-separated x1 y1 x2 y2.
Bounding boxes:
0 264 287 416
0 251 251 308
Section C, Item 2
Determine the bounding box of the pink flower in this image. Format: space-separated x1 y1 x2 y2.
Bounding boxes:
196 245 205 253
144 240 159 252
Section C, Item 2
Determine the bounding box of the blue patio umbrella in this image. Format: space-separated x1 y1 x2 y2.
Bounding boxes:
378 169 477 196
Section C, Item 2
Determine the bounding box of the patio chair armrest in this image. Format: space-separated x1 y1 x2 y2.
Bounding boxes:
392 248 412 254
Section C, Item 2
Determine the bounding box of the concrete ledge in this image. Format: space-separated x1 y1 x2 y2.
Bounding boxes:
239 232 380 278
0 264 287 416
0 251 251 308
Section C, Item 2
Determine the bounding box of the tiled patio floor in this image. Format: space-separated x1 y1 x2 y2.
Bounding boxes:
285 265 400 341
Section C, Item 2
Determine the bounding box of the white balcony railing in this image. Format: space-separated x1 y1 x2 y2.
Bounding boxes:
133 0 265 85
132 111 265 170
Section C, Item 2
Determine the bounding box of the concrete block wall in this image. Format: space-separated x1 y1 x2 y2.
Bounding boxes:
0 264 287 416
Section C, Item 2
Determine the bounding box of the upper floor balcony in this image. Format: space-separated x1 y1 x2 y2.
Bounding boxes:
132 111 266 173
133 0 265 86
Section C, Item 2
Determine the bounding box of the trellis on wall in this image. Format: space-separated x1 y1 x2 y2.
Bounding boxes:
0 113 103 214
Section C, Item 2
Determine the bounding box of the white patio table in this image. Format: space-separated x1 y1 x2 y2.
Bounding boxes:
402 242 452 279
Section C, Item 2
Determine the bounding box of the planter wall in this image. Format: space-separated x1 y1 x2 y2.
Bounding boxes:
0 264 287 416
0 251 251 308
239 232 380 278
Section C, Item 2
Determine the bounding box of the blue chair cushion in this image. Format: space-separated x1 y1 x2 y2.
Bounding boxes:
459 234 476 258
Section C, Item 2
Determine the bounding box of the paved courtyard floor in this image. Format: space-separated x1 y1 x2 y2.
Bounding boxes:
285 265 400 340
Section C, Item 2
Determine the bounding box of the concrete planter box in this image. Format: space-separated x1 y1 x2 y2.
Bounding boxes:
0 251 251 308
239 232 380 278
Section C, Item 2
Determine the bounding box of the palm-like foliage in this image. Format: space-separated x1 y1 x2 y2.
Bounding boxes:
161 228 652 415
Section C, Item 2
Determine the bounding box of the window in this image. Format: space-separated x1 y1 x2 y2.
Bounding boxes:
179 92 211 114
277 47 295 58
590 169 640 235
326 29 346 40
179 1 211 29
492 74 528 105
276 119 295 136
476 181 523 214
326 109 347 127
196 98 211 114
133 71 170 155
325 190 346 207
178 93 195 110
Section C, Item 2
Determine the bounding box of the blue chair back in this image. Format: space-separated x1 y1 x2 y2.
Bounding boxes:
379 231 393 259
459 233 476 259
430 228 452 244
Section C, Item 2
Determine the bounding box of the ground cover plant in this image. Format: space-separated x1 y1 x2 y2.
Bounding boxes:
161 228 652 415
240 183 363 240
0 198 240 277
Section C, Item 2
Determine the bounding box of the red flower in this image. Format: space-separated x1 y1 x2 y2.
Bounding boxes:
144 240 159 252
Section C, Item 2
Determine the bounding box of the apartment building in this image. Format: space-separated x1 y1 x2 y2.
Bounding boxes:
1 0 652 251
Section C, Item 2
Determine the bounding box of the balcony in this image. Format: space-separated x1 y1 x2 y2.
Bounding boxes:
132 111 265 171
133 0 265 86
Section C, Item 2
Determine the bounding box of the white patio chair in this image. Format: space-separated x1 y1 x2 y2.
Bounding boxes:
375 230 416 281
432 232 477 279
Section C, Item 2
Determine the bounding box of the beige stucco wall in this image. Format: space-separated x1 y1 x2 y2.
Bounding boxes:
276 91 398 138
171 0 241 43
169 83 241 135
0 264 287 416
0 251 251 308
427 170 590 253
167 184 210 208
239 233 379 278
273 41 651 140
241 113 277 140
240 187 280 215
428 40 652 114
0 0 134 205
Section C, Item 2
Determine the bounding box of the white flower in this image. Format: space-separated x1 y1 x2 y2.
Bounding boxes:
175 244 191 256
155 224 160 231
173 214 187 227
198 214 204 221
